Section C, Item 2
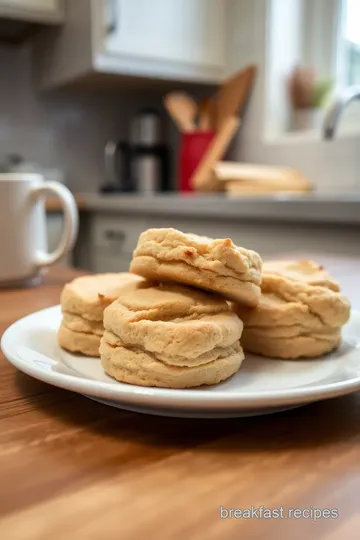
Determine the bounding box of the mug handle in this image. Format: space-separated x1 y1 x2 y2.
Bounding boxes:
30 182 79 267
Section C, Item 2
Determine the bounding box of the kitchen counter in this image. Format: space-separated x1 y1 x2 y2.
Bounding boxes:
74 193 360 225
46 195 86 213
1 263 360 539
73 193 360 272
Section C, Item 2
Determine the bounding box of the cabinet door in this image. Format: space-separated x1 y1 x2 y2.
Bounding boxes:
90 215 147 255
0 0 59 11
104 0 225 71
88 214 148 273
90 251 132 274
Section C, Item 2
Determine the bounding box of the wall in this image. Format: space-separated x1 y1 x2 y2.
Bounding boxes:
0 43 165 192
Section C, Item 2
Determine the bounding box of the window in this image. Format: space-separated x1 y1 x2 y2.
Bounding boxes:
332 0 360 131
295 0 360 133
264 0 360 139
301 0 360 90
339 0 360 86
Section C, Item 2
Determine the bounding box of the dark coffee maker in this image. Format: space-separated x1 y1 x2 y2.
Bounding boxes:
102 108 170 193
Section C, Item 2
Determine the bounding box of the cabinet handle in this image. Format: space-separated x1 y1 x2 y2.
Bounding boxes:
105 0 118 35
104 229 126 247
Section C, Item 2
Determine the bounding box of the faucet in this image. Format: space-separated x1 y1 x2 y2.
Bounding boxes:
323 85 360 139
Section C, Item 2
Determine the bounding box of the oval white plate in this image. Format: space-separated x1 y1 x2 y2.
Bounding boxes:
2 306 360 418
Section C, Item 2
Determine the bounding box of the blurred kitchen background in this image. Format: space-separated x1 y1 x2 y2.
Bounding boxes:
1 0 360 272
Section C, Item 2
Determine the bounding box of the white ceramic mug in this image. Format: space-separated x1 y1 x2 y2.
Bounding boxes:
0 173 79 287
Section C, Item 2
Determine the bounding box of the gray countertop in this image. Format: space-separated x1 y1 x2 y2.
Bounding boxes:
76 193 360 225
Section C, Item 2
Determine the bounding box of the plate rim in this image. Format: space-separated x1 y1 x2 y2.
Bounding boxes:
2 305 360 411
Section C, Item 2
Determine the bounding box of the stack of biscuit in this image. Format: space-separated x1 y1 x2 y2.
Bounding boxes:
100 282 244 388
58 227 352 388
98 227 263 387
58 273 143 356
236 260 351 359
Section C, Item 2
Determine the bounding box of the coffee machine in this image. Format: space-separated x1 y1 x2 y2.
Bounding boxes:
102 108 170 194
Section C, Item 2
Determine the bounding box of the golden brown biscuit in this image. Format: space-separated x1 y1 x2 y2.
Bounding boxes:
130 228 262 306
58 273 145 356
60 273 144 321
100 334 244 388
57 324 101 357
103 282 243 360
103 329 242 367
263 259 340 291
100 282 244 387
236 273 350 359
241 329 341 359
237 274 350 330
62 312 104 336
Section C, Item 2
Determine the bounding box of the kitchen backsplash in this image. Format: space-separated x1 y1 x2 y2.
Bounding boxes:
0 44 168 192
2 38 357 196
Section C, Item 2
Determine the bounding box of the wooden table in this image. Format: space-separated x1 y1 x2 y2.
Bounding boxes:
1 262 360 540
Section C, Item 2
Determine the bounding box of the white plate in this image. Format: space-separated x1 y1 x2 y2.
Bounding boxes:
2 305 360 418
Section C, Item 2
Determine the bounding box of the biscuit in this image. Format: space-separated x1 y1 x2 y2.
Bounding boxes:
130 228 262 306
103 282 243 360
62 312 104 336
241 329 341 359
236 273 350 359
103 329 242 367
237 274 350 330
58 273 145 356
100 335 244 388
100 282 244 387
57 324 101 357
60 273 144 321
263 259 340 291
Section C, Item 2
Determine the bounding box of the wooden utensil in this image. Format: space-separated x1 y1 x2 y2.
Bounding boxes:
164 92 197 132
191 116 240 192
198 98 212 130
215 64 257 129
208 97 218 130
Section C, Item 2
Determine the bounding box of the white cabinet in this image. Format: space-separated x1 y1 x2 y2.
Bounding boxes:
103 0 225 77
87 214 148 273
75 210 360 274
34 0 228 89
1 0 58 10
0 0 63 22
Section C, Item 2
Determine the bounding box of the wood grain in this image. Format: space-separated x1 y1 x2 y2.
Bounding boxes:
0 263 360 539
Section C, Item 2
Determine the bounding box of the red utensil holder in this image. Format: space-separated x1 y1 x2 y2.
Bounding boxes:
179 131 216 192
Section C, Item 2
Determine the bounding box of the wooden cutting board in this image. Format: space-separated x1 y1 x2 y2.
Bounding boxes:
213 161 313 193
226 183 310 197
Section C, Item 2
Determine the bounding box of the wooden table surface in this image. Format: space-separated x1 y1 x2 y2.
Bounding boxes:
1 261 360 540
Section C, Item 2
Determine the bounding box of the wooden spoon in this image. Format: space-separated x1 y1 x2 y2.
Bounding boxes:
215 65 257 129
198 98 211 130
192 116 240 191
164 92 197 133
